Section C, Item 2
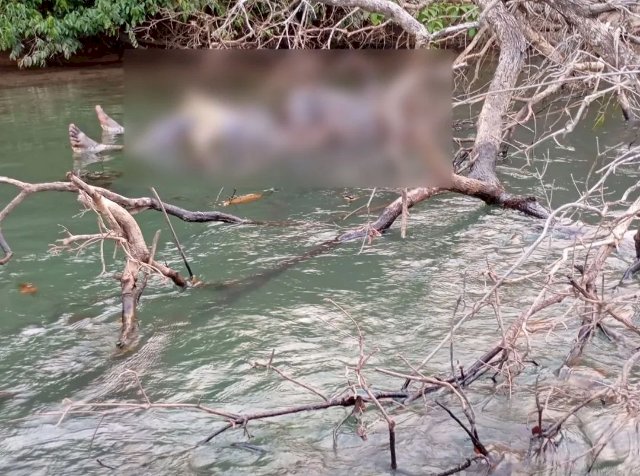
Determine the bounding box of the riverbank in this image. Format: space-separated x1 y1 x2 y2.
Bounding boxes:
0 53 122 89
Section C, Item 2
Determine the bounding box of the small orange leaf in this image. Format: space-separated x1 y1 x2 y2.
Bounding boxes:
222 193 263 206
19 282 38 295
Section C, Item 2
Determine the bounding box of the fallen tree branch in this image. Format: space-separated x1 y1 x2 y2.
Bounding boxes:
560 196 640 366
253 357 330 402
68 173 188 347
0 175 266 265
151 186 195 279
435 400 489 458
337 175 549 242
199 390 409 444
435 456 485 476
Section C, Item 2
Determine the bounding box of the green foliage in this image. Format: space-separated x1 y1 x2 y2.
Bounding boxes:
369 12 384 26
0 0 211 67
416 1 479 36
0 1 480 66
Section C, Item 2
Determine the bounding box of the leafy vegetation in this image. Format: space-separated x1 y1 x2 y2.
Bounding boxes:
417 1 478 36
0 1 480 67
0 0 209 67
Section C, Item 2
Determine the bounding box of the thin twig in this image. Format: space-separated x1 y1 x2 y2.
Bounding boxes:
150 187 194 279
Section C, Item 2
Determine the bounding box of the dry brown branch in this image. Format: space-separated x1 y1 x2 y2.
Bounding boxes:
434 456 485 476
316 0 430 44
560 197 640 365
537 389 610 442
151 187 195 280
544 1 639 101
434 400 489 458
327 298 398 469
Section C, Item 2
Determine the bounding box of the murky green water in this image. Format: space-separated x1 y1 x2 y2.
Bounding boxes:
0 65 639 475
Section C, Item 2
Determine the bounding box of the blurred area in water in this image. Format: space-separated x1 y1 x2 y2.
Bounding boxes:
125 50 453 189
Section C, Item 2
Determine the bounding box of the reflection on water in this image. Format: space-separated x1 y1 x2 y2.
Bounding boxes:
0 65 639 475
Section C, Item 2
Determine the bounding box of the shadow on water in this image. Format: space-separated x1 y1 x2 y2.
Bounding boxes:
198 239 341 304
193 193 493 312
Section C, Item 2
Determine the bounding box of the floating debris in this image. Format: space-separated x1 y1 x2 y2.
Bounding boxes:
18 282 38 295
222 192 264 207
343 193 359 202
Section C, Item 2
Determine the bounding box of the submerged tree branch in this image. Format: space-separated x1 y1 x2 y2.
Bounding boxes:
337 174 548 242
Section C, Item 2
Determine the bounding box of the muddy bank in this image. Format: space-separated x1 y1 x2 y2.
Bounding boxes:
0 52 122 89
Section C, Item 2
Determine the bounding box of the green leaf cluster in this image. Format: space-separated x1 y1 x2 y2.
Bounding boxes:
416 2 479 37
0 0 211 67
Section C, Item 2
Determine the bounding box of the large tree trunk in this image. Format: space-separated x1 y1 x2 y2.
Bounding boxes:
468 0 526 185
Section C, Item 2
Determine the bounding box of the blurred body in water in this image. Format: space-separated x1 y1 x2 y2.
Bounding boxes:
131 66 450 188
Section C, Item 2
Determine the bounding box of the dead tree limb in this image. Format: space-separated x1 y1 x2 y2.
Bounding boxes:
468 0 526 185
68 173 187 347
435 400 489 458
198 390 408 444
561 197 640 366
435 456 485 476
315 0 478 45
252 358 329 402
543 1 640 121
0 175 265 265
316 0 429 44
337 175 549 242
151 187 195 279
537 389 610 442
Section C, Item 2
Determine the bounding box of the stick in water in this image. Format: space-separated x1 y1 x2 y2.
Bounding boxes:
401 188 408 239
150 187 194 280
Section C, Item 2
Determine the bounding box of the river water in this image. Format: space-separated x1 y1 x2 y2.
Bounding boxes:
0 65 639 475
